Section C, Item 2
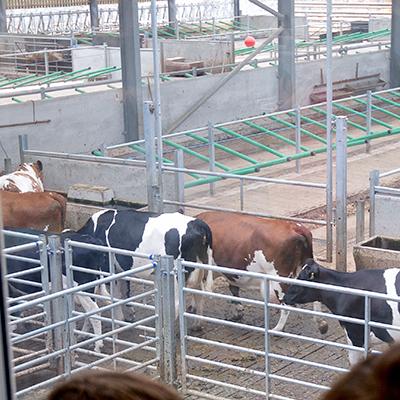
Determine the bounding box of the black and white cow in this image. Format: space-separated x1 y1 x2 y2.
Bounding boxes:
78 209 213 320
3 227 109 352
283 259 400 365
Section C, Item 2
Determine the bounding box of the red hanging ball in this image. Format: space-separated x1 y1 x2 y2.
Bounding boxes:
244 35 256 47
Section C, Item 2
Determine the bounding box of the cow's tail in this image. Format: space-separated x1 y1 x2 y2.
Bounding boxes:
48 192 67 230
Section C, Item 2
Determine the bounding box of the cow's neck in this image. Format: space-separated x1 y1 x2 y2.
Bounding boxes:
317 267 355 314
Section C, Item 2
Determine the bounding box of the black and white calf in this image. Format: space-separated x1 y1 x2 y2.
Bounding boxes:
3 228 109 352
78 209 213 317
283 259 400 365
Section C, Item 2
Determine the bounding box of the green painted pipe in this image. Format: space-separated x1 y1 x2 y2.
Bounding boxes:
312 106 365 133
11 97 24 103
353 98 400 120
287 111 328 132
333 102 392 129
40 67 91 84
186 132 260 164
243 120 309 151
185 126 400 188
268 115 327 144
163 139 230 171
14 71 63 88
372 94 400 108
217 126 285 158
0 74 37 88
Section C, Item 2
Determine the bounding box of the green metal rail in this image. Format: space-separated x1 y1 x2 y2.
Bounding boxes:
92 88 400 189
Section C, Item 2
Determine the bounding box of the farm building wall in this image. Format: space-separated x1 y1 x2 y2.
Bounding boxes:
0 49 390 165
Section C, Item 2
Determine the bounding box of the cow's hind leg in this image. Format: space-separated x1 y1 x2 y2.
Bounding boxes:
229 285 244 321
76 294 104 353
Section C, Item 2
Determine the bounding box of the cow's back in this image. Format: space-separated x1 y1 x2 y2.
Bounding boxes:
1 191 66 232
197 211 313 275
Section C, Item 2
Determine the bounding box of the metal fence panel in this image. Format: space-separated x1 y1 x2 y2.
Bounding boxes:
177 259 398 400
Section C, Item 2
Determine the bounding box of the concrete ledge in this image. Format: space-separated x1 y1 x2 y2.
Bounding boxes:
68 184 114 205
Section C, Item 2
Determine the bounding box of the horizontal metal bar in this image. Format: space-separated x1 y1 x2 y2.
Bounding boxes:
186 374 266 396
380 167 400 178
163 200 327 225
5 266 43 279
23 149 146 167
162 165 326 189
374 186 400 196
269 373 329 391
181 260 400 302
3 229 40 240
4 254 41 264
3 242 40 254
9 264 154 313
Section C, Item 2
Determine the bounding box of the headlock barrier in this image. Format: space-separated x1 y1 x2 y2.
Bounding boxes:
4 229 400 399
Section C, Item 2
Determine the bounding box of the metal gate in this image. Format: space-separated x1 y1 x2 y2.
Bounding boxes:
4 231 176 398
176 259 400 400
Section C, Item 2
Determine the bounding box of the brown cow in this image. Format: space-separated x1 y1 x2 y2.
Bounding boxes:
0 161 44 193
1 191 66 232
197 211 328 333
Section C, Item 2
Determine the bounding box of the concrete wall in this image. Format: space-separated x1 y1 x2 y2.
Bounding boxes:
155 49 390 132
369 17 391 32
0 89 124 166
0 49 390 165
72 46 156 78
375 194 400 237
160 39 233 72
22 154 179 208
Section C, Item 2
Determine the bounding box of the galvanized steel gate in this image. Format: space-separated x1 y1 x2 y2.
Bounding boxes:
4 230 177 397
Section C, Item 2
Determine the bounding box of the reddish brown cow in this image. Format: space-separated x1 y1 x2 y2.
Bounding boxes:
1 191 66 232
197 211 327 333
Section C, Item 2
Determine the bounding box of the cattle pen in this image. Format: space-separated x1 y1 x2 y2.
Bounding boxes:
1 1 400 400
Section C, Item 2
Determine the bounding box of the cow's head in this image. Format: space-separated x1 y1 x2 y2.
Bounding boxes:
17 161 44 188
283 258 321 306
180 219 212 264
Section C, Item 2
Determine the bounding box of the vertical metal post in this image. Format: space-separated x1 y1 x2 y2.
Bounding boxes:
239 179 244 211
48 235 64 373
363 296 370 358
0 0 6 33
295 105 301 173
89 0 99 32
278 0 295 110
355 200 365 244
177 258 188 394
151 0 164 211
390 0 400 88
366 90 372 153
103 42 109 68
0 217 16 400
119 0 143 141
208 122 215 196
263 279 270 398
369 170 380 237
154 255 163 379
335 117 348 271
174 149 185 212
4 158 11 174
234 0 240 20
325 0 334 263
160 256 177 386
144 101 161 213
39 234 52 354
44 48 49 77
18 134 28 163
63 239 75 376
168 0 177 27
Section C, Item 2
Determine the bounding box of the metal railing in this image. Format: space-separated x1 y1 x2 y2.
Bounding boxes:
177 258 397 400
369 167 400 237
4 231 177 397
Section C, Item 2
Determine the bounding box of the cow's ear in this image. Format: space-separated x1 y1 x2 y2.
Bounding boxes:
36 160 43 171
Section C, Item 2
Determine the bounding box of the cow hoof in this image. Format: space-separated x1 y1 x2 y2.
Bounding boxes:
318 321 329 335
